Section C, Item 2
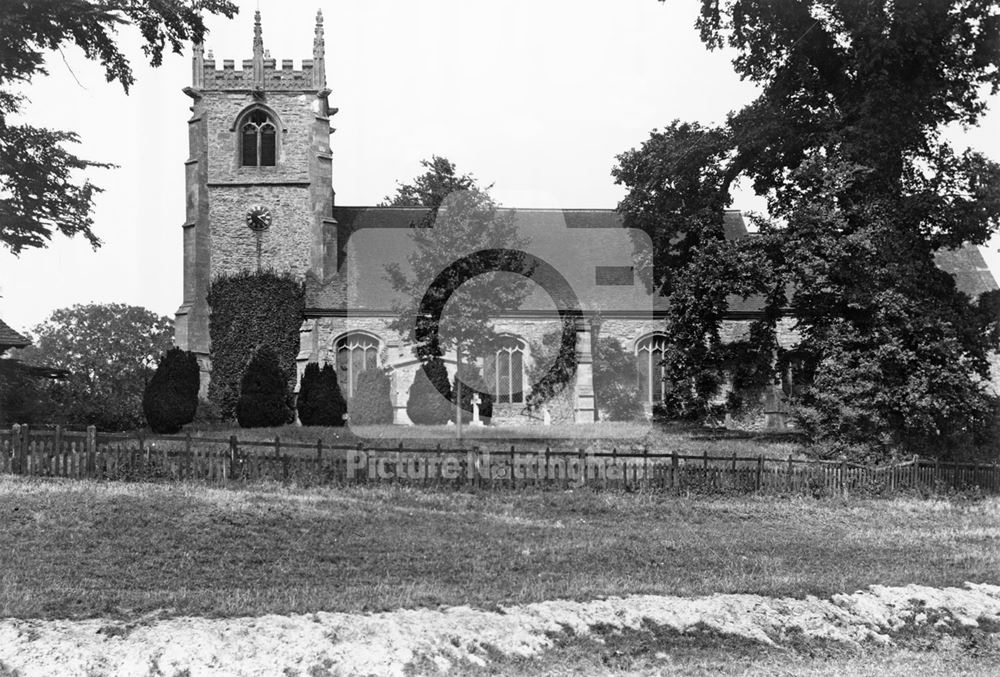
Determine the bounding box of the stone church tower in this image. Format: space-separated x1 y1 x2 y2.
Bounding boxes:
174 11 335 387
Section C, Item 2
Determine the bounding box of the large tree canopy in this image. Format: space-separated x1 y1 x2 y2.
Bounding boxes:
0 0 237 254
19 303 173 431
617 0 1000 454
385 157 531 363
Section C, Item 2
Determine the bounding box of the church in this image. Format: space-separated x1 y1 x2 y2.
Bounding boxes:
174 12 1000 426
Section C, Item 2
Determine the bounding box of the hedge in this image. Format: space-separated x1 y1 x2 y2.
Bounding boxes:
350 369 394 425
406 357 452 425
143 347 200 433
298 362 347 426
207 270 304 420
236 346 291 428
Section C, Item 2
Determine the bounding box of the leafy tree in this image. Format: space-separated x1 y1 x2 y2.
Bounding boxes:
385 157 533 423
143 347 199 433
349 369 394 426
593 337 643 422
381 155 479 209
0 0 237 254
236 346 290 428
298 362 347 427
18 303 172 430
0 359 58 426
406 357 452 425
617 0 1000 455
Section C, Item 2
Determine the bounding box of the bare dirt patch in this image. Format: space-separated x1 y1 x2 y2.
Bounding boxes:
1 582 999 676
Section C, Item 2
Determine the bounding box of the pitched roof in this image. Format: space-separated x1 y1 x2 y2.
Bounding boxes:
306 207 998 314
934 246 999 298
0 317 29 349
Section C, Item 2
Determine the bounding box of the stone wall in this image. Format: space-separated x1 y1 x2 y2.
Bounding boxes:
208 185 313 277
303 315 676 426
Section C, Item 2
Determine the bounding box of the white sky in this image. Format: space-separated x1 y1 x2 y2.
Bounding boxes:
1 0 998 334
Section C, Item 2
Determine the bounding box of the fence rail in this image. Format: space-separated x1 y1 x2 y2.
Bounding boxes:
2 424 998 497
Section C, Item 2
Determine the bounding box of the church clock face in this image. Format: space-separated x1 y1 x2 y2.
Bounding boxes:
245 205 272 232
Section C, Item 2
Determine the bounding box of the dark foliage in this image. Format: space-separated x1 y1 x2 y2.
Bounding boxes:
0 0 237 254
142 347 199 434
298 362 347 427
380 155 480 211
236 347 290 428
17 303 172 431
406 357 453 425
0 359 57 425
207 270 305 421
617 1 1000 455
350 369 394 425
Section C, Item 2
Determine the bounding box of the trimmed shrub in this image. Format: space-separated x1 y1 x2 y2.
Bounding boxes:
296 362 321 425
452 367 493 425
143 347 200 433
350 369 394 425
406 358 452 425
207 270 305 420
236 347 291 428
298 362 347 426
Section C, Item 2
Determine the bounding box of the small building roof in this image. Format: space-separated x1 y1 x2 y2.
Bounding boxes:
0 317 29 350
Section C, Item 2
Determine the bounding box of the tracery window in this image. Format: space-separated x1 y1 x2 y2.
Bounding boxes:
241 110 277 167
636 334 667 404
486 336 526 404
334 333 379 398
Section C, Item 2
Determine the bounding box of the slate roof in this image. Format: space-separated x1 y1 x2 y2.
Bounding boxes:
305 207 998 315
0 317 29 350
934 246 999 298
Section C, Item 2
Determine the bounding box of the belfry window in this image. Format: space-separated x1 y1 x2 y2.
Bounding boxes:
636 334 667 404
241 110 277 167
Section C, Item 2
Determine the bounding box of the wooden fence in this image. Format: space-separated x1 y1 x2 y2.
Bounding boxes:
2 424 998 497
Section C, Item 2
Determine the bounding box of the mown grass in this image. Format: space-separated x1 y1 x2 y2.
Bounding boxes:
1 477 998 621
188 421 807 458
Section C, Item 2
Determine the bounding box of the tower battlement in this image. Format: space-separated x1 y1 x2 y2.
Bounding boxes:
196 58 319 91
191 9 327 92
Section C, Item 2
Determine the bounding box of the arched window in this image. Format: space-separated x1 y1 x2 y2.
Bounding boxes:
241 110 277 167
636 334 667 404
486 336 526 404
334 333 379 398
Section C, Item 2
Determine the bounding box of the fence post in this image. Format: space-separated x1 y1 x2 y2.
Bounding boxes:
22 424 31 475
54 425 63 477
357 441 365 484
85 425 96 478
755 454 763 493
840 457 848 499
11 424 21 474
671 449 679 491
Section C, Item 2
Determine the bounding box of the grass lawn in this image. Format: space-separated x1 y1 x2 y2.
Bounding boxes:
1 476 998 620
187 421 807 458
